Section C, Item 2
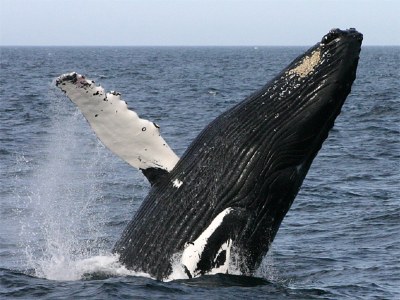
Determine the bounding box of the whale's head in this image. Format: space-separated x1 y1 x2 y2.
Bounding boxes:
253 28 363 178
280 28 363 134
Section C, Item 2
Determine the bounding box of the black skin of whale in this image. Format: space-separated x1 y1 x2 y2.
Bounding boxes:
113 29 363 280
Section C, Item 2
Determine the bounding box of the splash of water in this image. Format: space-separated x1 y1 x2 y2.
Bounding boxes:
16 86 128 281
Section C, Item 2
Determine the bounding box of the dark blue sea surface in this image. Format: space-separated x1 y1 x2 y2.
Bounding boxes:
0 46 399 299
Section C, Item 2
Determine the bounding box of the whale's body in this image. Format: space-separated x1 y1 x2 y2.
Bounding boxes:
56 29 362 280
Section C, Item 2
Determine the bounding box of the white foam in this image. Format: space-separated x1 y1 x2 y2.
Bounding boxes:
167 252 188 281
31 253 151 281
15 89 145 281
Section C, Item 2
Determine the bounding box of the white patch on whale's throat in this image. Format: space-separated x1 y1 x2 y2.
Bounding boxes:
176 207 233 278
288 50 321 78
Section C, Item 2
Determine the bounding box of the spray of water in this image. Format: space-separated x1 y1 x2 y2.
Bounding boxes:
16 85 140 280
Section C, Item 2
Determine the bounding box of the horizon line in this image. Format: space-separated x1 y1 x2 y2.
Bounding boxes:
1 44 399 47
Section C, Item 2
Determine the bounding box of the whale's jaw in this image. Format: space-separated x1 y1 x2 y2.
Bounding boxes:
110 29 363 280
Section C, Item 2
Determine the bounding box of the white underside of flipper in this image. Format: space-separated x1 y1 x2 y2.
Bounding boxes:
56 72 179 172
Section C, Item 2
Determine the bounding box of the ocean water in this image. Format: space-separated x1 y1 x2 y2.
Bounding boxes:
0 46 399 299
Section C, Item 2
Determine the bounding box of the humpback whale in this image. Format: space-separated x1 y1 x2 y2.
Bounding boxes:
56 28 362 280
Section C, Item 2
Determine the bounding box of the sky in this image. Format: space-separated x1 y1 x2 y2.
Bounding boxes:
0 0 399 46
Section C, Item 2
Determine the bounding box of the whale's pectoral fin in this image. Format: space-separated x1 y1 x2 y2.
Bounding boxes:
55 72 180 184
